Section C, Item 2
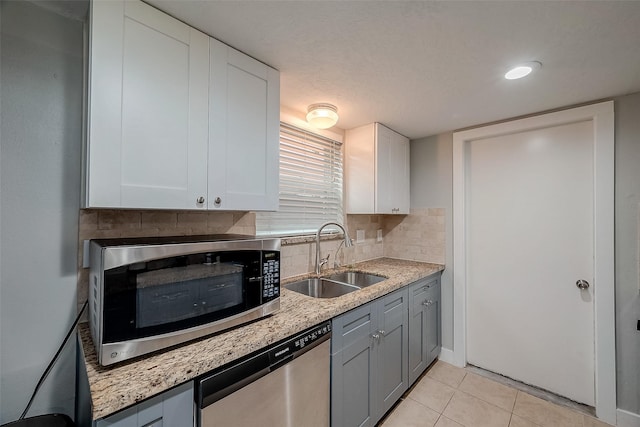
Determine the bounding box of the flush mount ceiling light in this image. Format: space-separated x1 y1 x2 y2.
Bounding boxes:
306 103 339 129
504 61 542 80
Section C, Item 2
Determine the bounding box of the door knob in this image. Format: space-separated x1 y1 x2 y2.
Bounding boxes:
576 279 590 290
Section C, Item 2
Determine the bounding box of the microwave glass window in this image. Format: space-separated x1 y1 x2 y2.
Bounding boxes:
102 250 275 343
136 263 243 328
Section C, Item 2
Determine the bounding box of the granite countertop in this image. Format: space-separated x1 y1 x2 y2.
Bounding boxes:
79 257 444 420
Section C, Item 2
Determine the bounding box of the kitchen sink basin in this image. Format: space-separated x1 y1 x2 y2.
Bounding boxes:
322 271 386 288
284 277 361 298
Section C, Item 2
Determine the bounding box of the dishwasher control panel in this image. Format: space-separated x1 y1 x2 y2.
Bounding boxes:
269 321 332 367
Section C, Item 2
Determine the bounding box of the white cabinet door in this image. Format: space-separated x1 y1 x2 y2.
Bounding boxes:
345 123 410 214
345 124 377 214
376 128 410 214
87 0 209 209
208 39 280 211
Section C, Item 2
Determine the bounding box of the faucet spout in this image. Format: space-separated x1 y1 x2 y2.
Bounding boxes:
315 222 353 275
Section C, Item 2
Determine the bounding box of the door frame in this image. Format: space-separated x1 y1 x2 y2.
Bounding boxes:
452 101 616 423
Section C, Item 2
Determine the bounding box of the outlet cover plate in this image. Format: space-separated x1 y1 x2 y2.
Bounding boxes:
356 230 365 244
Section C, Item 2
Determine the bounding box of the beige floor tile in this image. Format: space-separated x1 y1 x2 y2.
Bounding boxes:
426 361 467 388
434 415 464 427
509 414 541 427
408 377 457 413
458 372 518 412
583 415 615 427
442 391 511 427
512 391 582 427
381 398 440 427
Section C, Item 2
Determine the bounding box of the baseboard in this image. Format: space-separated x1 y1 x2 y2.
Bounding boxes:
437 347 457 365
617 409 640 427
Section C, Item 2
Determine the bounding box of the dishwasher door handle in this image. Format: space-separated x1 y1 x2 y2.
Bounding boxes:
201 366 270 408
199 350 271 409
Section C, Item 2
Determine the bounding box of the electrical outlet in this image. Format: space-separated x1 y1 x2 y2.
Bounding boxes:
82 240 90 268
356 229 365 244
377 229 383 242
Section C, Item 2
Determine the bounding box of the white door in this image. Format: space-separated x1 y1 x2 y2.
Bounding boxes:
465 120 595 405
453 102 616 423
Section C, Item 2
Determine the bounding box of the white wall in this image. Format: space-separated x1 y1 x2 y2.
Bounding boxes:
410 132 454 350
0 1 83 422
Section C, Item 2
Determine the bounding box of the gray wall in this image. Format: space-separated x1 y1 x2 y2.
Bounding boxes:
0 1 83 422
614 91 640 414
410 132 454 350
410 92 640 414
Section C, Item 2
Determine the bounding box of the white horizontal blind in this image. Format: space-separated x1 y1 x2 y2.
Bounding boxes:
256 122 343 236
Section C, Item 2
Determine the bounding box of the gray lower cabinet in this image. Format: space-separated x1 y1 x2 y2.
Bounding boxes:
95 382 193 427
408 273 442 385
331 287 409 427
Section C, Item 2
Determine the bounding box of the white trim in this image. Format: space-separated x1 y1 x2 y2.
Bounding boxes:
617 409 640 427
452 101 616 424
437 347 456 365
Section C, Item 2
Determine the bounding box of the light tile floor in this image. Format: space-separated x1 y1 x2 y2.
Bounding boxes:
379 361 613 427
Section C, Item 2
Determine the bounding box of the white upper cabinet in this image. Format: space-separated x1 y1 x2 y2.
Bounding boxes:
208 39 280 211
86 0 280 211
87 0 209 209
345 123 410 214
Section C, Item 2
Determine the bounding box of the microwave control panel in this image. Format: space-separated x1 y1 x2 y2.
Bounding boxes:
262 251 280 300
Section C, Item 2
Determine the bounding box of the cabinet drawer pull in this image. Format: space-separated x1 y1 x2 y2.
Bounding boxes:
142 418 163 427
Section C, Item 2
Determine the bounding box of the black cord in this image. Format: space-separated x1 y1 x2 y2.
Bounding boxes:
19 301 88 420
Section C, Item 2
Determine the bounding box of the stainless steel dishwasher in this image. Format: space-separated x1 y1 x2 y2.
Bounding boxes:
196 321 331 427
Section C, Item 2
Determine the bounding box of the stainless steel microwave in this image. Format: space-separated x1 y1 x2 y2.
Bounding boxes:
88 235 280 366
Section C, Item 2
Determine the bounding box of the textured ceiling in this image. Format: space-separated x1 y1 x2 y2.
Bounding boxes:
147 1 640 139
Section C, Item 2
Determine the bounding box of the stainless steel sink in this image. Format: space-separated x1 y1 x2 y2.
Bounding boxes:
284 277 361 298
322 271 386 288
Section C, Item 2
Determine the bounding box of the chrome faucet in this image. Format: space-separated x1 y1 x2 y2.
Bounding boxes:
315 222 353 275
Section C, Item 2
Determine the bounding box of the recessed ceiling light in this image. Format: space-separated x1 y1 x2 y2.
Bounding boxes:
505 61 542 80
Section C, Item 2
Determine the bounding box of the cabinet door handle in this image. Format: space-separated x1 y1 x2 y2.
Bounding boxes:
422 300 433 306
214 196 222 206
371 333 380 340
196 196 205 204
378 329 386 336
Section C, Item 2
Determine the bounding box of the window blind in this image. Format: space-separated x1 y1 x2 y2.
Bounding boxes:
256 122 344 236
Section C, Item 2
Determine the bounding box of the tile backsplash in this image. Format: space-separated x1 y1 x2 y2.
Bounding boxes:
384 208 446 264
77 208 445 307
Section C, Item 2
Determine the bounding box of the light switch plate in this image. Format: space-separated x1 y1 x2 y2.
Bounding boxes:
356 230 365 244
377 229 383 242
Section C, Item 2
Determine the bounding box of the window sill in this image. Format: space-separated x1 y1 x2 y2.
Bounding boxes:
279 233 345 246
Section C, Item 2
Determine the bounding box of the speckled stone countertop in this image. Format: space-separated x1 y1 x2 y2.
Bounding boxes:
79 258 444 420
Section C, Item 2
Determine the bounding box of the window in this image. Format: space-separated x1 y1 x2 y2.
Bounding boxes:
256 122 343 236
